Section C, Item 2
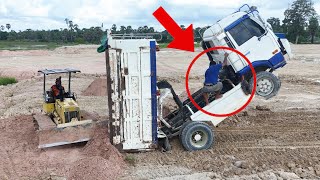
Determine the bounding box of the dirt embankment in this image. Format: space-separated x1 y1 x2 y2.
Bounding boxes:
0 45 105 80
82 78 107 96
0 115 124 180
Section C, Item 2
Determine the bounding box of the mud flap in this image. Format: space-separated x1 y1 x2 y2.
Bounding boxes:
241 80 251 95
158 137 171 152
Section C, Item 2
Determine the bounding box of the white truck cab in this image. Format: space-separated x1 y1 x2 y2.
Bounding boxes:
202 4 291 99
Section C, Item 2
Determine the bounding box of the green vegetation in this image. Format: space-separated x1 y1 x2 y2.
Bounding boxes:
0 77 17 86
124 154 136 166
0 41 80 50
159 42 201 49
158 43 169 49
268 0 319 44
309 16 319 44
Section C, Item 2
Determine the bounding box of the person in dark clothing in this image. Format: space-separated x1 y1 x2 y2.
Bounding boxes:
203 53 229 105
51 77 65 101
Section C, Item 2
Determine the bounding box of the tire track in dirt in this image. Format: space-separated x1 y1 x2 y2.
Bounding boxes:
128 110 320 179
214 110 320 153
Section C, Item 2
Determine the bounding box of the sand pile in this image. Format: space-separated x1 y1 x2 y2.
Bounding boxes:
53 45 97 55
82 79 107 96
0 50 49 57
0 115 124 180
68 122 124 180
0 68 37 80
54 47 81 55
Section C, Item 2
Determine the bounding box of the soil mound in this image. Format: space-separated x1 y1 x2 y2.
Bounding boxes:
0 50 49 57
82 79 107 96
69 122 124 180
0 115 124 180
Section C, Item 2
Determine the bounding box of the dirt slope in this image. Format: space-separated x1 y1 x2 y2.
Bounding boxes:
82 78 107 96
0 115 124 179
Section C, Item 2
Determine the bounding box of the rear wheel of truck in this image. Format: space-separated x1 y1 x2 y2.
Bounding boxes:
180 122 214 151
179 120 192 141
250 71 281 99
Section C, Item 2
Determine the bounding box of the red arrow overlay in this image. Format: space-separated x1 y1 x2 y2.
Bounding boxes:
153 6 194 52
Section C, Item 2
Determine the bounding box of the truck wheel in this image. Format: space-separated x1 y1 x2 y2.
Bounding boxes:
180 122 214 151
179 120 192 143
250 71 281 99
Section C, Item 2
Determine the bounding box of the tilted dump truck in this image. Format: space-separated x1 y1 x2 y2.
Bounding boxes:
100 4 291 151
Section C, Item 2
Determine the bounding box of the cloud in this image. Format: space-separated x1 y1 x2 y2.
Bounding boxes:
166 0 243 8
0 0 319 31
0 0 50 17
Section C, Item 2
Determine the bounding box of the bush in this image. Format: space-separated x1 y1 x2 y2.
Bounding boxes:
0 77 17 86
124 154 136 166
75 38 85 44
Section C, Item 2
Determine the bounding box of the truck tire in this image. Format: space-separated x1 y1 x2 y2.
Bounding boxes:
250 71 281 99
179 120 192 142
180 122 214 151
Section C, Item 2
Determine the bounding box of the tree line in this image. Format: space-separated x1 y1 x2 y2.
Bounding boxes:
0 24 11 31
0 0 319 44
267 0 319 44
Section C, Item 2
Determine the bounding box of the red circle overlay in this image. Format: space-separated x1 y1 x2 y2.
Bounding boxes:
185 46 257 117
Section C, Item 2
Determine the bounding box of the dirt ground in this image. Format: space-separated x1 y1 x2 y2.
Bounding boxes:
0 44 320 179
0 116 124 180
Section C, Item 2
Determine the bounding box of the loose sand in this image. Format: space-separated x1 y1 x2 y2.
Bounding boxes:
82 78 107 96
0 115 123 180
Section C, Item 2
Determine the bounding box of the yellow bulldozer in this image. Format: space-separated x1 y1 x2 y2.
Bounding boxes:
34 68 94 148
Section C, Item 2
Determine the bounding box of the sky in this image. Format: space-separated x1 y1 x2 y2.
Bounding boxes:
0 0 320 31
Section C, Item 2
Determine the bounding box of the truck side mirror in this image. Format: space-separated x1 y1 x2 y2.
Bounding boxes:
258 30 268 41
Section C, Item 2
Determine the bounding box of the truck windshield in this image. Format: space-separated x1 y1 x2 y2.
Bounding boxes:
228 18 265 46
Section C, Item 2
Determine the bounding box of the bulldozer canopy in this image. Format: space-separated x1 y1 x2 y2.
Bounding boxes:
38 68 81 75
38 68 81 101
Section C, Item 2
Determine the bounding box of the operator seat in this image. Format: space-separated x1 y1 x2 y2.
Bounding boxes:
45 90 55 103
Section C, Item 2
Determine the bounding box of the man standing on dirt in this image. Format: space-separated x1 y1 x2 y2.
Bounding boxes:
203 52 229 105
51 77 65 101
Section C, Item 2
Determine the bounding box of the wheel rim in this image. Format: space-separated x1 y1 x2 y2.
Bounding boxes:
256 77 274 96
190 130 209 148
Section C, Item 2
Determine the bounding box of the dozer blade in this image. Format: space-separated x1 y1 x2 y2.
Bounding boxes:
33 114 94 148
